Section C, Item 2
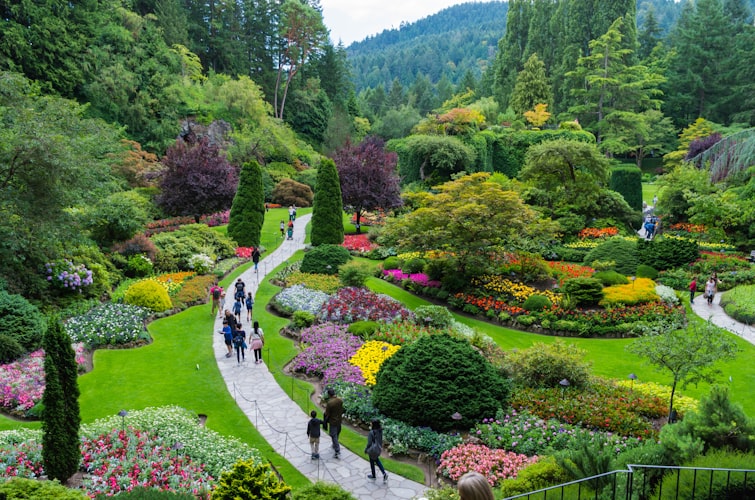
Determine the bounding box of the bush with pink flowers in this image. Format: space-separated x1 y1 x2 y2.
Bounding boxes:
318 287 414 324
437 443 537 486
383 269 441 288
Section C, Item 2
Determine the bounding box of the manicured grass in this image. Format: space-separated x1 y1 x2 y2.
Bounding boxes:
642 182 662 207
367 277 755 417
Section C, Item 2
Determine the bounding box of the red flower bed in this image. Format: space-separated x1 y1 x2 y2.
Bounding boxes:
453 293 525 316
578 227 619 239
669 222 706 233
342 234 377 253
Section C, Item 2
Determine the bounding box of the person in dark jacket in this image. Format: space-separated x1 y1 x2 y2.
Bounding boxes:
307 410 323 459
365 419 387 481
323 387 344 458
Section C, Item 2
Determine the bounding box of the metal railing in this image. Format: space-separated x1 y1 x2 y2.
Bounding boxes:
504 464 755 500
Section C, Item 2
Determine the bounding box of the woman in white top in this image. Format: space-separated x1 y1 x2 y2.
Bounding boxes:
250 320 265 364
705 276 717 306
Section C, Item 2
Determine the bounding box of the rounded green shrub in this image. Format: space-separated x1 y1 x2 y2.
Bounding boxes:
403 257 427 274
382 256 401 270
0 477 88 499
126 254 154 278
300 244 351 275
212 460 291 500
347 320 380 338
413 305 454 328
124 280 172 312
499 456 569 498
592 270 629 286
561 278 604 306
0 334 25 363
505 340 592 388
583 238 638 275
522 294 552 312
291 481 357 500
338 261 371 287
292 310 315 329
636 264 659 280
0 290 46 352
372 333 511 431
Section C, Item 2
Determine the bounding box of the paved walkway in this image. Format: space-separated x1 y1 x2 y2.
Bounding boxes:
690 291 755 346
212 213 428 499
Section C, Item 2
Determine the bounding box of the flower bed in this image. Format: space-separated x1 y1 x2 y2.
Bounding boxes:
273 284 330 315
545 261 595 285
383 269 441 288
614 380 698 416
349 341 400 386
342 234 378 253
471 275 559 304
290 323 364 386
318 287 414 323
144 216 196 236
578 227 619 239
437 443 536 486
65 303 150 348
199 210 230 227
284 272 341 294
368 321 444 346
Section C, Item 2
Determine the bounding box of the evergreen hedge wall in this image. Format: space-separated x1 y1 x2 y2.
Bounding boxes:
610 166 643 211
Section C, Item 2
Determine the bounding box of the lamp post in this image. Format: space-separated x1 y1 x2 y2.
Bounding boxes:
630 276 636 288
118 409 128 431
559 379 570 399
628 373 637 392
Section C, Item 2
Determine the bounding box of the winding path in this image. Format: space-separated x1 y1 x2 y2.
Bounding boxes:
690 291 755 346
212 213 428 500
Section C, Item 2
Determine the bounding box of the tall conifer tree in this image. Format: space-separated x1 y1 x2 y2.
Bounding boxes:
228 160 265 248
509 53 553 116
310 158 344 245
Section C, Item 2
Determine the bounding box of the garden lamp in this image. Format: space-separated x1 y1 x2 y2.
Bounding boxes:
629 373 637 392
559 379 569 399
118 409 128 431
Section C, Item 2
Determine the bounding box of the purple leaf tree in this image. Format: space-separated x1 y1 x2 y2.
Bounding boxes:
333 136 403 233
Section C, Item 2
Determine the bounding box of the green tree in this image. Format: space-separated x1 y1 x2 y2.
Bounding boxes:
373 105 422 140
510 53 553 116
386 77 406 110
85 191 151 247
285 78 333 145
603 109 676 169
388 135 476 184
492 0 531 108
638 7 662 61
310 158 344 246
628 320 739 422
228 160 265 248
42 318 81 483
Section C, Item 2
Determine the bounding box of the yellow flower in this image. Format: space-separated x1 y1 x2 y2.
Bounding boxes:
349 341 400 386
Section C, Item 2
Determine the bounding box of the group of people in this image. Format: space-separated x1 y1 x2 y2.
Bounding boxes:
211 278 265 364
689 274 720 306
643 215 660 240
280 219 295 240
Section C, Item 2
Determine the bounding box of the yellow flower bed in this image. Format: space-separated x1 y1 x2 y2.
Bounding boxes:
472 275 560 304
285 272 341 294
663 234 737 251
600 278 659 306
349 340 400 386
564 235 637 249
615 380 698 415
396 250 449 261
147 272 196 296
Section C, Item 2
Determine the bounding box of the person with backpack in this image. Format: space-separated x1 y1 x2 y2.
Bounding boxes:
232 297 243 324
219 320 233 358
232 325 246 363
249 321 265 364
234 278 246 301
245 292 254 322
364 419 387 481
209 284 223 317
252 247 261 273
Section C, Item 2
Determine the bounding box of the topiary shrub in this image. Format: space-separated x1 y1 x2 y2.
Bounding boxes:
382 256 401 270
124 280 172 312
583 238 638 275
403 257 427 274
609 166 643 211
636 264 659 280
499 456 570 498
0 334 25 364
300 245 351 275
505 340 592 389
636 237 700 271
212 460 291 500
291 481 357 500
372 334 511 431
592 270 629 286
347 320 380 338
561 278 604 306
338 261 371 287
310 157 344 246
522 294 552 312
413 305 454 328
0 290 46 353
0 477 88 499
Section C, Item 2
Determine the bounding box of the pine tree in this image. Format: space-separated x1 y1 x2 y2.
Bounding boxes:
638 7 662 61
228 160 265 247
510 53 553 116
310 158 344 246
42 318 81 483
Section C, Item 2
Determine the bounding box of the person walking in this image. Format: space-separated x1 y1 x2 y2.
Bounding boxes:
249 321 265 364
689 276 698 304
245 292 254 322
288 205 295 221
323 387 344 458
705 276 717 306
307 410 323 460
365 420 388 482
218 291 226 319
232 325 246 364
233 278 246 301
252 247 261 273
458 471 494 500
219 320 233 358
280 220 286 239
232 297 243 324
209 284 222 317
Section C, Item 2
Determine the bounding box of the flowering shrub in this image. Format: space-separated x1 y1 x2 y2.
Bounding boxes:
149 272 196 296
45 260 94 292
188 253 214 274
199 210 230 227
600 278 660 306
579 227 619 239
452 293 526 316
144 216 195 236
0 346 87 416
471 409 643 457
546 261 595 285
274 284 330 315
437 443 536 486
614 380 698 416
383 269 441 288
319 287 414 324
284 272 342 294
565 236 636 249
342 234 378 253
65 303 150 348
668 222 706 233
349 341 400 386
471 275 560 304
351 210 385 226
235 247 254 259
291 323 364 386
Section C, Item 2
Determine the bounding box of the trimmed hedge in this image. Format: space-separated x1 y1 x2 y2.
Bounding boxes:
610 166 643 211
637 237 700 271
300 245 351 275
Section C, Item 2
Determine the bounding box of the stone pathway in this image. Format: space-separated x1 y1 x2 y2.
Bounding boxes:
212 213 428 499
690 290 755 346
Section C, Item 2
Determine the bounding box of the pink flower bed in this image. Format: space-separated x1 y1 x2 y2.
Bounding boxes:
199 210 230 227
342 234 377 253
290 323 364 386
437 443 537 486
235 247 254 259
383 269 441 288
319 287 414 324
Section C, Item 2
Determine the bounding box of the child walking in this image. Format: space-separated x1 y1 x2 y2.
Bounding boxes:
245 292 254 322
307 410 323 459
232 297 242 324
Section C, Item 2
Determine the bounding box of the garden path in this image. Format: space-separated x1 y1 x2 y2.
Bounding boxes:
690 291 755 346
212 213 428 500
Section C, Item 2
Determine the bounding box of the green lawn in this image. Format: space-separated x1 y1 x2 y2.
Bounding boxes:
642 182 663 207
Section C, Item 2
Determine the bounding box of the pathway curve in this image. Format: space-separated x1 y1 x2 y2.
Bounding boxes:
212 213 428 499
690 291 755 346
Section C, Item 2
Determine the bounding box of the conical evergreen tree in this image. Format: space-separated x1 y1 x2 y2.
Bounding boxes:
310 158 344 246
42 318 81 483
509 53 553 116
228 160 265 248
